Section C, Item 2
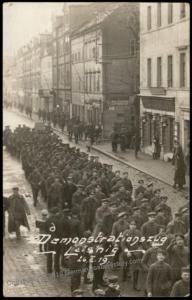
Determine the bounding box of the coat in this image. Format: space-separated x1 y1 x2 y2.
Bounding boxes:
170 279 189 297
172 146 186 186
7 194 30 232
146 261 172 296
141 220 159 239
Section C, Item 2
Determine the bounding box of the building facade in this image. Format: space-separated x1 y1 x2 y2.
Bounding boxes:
139 2 190 159
71 2 140 137
39 33 53 113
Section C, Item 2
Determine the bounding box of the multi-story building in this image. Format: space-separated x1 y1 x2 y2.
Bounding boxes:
52 3 101 117
23 43 33 110
139 2 190 159
39 33 53 113
71 2 139 137
31 37 41 113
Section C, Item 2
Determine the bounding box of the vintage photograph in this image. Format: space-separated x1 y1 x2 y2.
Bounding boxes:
3 2 190 297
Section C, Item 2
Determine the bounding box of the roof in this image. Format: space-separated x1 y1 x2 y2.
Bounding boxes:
71 3 123 37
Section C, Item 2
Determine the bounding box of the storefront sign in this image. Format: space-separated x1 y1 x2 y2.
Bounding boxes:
111 100 129 106
142 96 175 112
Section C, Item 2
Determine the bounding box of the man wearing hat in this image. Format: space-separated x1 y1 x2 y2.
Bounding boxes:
131 207 144 230
93 289 106 297
170 266 190 297
143 182 154 201
105 276 121 297
81 192 98 232
28 167 42 207
155 207 167 227
141 212 159 239
166 212 186 235
166 234 189 284
111 212 129 266
121 219 142 287
72 185 85 211
150 188 161 211
7 187 30 240
93 198 111 236
134 179 146 199
62 176 77 209
146 248 172 297
156 196 172 225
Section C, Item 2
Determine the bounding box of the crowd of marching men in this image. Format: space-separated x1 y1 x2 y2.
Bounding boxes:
3 124 189 297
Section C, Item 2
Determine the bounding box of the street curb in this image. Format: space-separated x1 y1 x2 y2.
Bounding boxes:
91 145 173 187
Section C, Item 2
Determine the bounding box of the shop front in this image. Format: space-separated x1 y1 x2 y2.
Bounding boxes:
140 95 175 160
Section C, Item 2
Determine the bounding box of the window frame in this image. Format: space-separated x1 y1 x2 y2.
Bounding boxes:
167 55 173 88
157 57 162 87
147 58 152 87
180 52 186 88
147 6 152 30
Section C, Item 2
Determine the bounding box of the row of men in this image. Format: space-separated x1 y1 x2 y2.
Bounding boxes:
3 124 189 296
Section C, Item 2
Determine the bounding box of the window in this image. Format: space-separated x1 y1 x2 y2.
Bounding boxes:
78 51 80 61
167 55 173 87
147 6 152 30
180 3 186 19
93 47 96 58
157 57 162 87
168 3 173 24
130 40 136 56
147 58 152 87
85 73 88 91
93 73 96 91
180 53 186 87
157 3 161 27
89 73 92 92
97 72 101 91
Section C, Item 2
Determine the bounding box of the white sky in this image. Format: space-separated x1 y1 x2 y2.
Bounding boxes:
3 2 64 57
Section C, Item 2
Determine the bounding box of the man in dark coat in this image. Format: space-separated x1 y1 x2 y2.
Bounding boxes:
7 187 30 240
143 182 154 201
172 141 186 190
62 177 77 209
170 266 190 297
28 168 42 207
111 130 119 152
146 248 172 297
166 234 189 284
134 179 146 199
166 212 186 235
141 212 159 239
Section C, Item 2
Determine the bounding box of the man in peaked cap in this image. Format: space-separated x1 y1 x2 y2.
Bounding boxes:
141 211 159 239
166 212 186 235
144 182 154 201
146 248 172 297
150 188 161 210
134 179 146 199
170 266 190 297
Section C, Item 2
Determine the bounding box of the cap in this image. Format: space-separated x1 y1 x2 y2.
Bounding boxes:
123 171 128 175
147 182 153 187
41 209 48 216
160 195 168 200
13 187 19 191
155 207 163 213
148 211 156 217
181 266 190 273
102 198 109 203
108 275 118 283
94 289 105 296
175 234 185 240
49 207 59 214
72 289 84 296
141 198 149 203
133 207 140 211
117 212 127 219
154 188 161 193
156 248 166 256
175 212 181 217
63 208 70 213
138 179 144 184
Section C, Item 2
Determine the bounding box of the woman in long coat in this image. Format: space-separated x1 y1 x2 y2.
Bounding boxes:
172 142 186 189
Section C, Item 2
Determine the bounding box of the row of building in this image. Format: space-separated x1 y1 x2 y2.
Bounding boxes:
3 2 190 159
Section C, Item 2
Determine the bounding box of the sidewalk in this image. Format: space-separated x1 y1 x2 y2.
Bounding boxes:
92 142 189 189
